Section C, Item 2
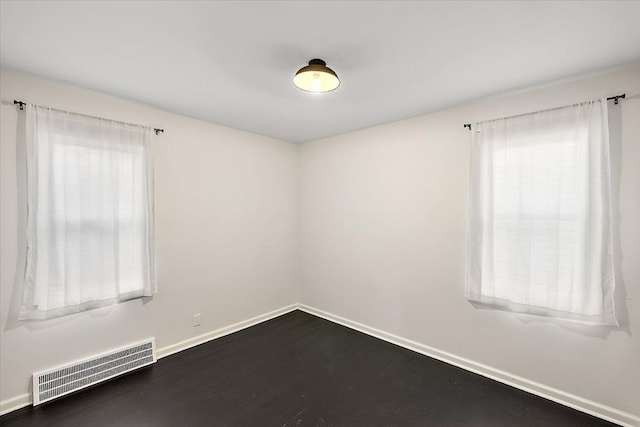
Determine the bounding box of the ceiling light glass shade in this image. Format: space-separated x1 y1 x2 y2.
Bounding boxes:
293 59 340 93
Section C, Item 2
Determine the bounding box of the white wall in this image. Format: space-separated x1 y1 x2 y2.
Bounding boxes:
299 66 640 419
0 71 299 404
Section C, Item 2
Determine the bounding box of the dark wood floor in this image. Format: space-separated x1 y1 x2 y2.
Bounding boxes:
1 310 617 426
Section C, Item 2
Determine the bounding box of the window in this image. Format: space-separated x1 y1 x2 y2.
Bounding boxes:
19 105 156 320
466 99 617 325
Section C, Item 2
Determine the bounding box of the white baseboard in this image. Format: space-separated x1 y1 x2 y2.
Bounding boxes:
0 393 31 416
156 304 298 359
298 304 640 427
3 303 638 426
0 303 298 417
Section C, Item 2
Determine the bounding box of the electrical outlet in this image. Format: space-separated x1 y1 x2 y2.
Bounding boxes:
193 313 201 327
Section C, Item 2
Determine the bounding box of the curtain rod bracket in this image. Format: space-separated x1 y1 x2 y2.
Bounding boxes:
607 94 625 105
154 128 164 135
464 124 471 130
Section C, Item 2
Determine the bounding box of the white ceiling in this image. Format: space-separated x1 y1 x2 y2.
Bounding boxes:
2 1 640 143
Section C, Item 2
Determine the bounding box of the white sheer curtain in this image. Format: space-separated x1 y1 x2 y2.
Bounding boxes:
19 105 157 320
467 99 617 325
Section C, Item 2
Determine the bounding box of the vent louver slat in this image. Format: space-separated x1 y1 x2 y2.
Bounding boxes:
33 339 156 405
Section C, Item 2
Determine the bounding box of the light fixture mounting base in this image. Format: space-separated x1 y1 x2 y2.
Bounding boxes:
308 58 327 66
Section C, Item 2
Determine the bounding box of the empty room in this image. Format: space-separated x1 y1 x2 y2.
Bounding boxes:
1 1 639 426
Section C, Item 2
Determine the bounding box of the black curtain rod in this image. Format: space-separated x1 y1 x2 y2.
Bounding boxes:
463 93 626 130
13 99 164 135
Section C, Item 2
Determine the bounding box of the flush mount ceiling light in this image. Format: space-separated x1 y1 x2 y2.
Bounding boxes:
293 59 340 93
